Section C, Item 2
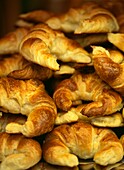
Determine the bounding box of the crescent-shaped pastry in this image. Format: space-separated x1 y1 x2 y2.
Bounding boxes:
55 106 124 127
92 46 124 96
42 121 123 167
53 72 123 116
0 28 28 55
46 2 119 34
0 132 42 170
0 77 57 137
19 23 91 70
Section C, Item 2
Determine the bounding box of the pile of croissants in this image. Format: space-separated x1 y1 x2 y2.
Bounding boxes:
1 0 124 169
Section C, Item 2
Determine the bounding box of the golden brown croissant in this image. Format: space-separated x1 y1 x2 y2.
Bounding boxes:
42 121 123 167
92 46 124 96
53 72 123 116
0 77 57 137
0 28 29 55
0 54 29 77
46 1 119 34
8 62 53 80
0 132 42 170
19 23 91 71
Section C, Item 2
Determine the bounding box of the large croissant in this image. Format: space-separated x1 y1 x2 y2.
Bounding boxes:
0 77 57 137
53 72 123 116
92 46 124 96
42 121 123 167
0 132 42 170
46 1 119 34
19 23 91 71
0 28 28 55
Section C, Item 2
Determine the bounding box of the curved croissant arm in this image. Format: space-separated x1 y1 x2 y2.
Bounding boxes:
0 54 29 77
0 28 29 55
19 23 91 71
92 46 124 96
8 62 53 80
53 72 123 116
0 132 42 170
55 106 124 127
42 122 123 167
0 77 57 137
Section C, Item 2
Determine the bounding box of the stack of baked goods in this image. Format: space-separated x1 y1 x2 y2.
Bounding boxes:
1 0 124 169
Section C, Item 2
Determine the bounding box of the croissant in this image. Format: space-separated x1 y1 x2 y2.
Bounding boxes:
92 46 124 96
0 132 42 170
8 62 53 80
0 113 27 132
19 23 91 71
0 54 29 77
55 106 124 127
0 27 28 55
0 77 57 137
46 1 119 34
19 10 55 23
53 72 123 116
42 121 123 167
108 33 124 52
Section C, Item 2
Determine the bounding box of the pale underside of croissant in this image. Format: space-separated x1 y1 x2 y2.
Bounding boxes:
19 23 91 70
0 77 57 137
108 33 124 52
92 46 124 96
0 132 42 170
53 72 123 117
0 28 29 55
0 113 26 133
42 122 123 167
46 1 119 34
55 106 124 127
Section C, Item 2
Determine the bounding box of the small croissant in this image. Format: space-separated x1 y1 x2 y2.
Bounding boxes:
53 72 123 116
92 46 124 96
0 132 42 170
42 121 123 167
0 54 29 77
19 23 91 71
8 62 53 80
46 1 119 34
0 77 57 137
0 27 28 55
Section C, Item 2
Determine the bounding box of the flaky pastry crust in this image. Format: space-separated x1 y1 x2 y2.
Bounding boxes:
19 23 91 70
0 77 57 137
42 122 123 167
